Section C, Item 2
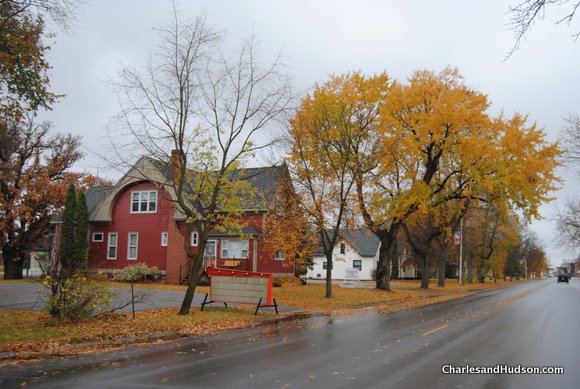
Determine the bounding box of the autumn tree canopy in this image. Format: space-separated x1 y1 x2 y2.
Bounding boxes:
0 114 110 279
296 69 560 290
287 72 388 297
0 0 59 121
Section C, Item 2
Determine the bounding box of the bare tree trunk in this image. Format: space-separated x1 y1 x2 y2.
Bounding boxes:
2 248 23 280
325 253 333 298
467 255 473 284
437 258 445 287
376 235 394 291
376 225 399 291
179 228 207 315
421 254 430 289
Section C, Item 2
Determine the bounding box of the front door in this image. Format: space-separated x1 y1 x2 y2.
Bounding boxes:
204 240 217 268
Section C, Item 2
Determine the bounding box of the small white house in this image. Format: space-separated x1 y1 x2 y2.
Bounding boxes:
308 229 380 281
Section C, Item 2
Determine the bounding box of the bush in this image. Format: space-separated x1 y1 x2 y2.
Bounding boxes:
119 263 162 282
43 272 112 321
272 277 284 287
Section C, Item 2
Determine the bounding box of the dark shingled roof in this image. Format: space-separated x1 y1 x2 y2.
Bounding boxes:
85 186 114 213
148 157 289 210
52 161 287 223
52 186 113 223
340 228 380 257
313 228 380 257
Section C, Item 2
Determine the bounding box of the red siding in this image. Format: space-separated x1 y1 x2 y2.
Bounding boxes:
84 184 293 280
88 183 172 271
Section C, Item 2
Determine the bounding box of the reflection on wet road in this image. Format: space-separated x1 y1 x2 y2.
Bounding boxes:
1 279 578 388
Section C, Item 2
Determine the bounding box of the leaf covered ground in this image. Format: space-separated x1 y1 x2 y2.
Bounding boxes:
0 278 514 363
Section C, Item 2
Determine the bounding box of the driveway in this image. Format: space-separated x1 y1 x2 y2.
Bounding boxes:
0 282 206 314
0 281 297 314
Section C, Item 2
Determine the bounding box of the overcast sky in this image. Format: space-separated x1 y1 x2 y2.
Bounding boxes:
39 0 580 265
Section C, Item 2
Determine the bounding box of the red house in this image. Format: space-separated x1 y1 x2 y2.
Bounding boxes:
53 156 294 283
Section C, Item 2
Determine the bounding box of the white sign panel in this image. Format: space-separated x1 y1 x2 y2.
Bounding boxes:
211 275 269 304
345 267 359 281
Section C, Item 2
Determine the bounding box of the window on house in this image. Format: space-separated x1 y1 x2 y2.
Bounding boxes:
323 261 332 270
353 260 362 271
92 233 104 242
130 190 157 213
221 239 249 259
191 232 198 246
161 232 168 246
127 233 139 260
274 249 285 261
107 233 118 260
340 243 346 254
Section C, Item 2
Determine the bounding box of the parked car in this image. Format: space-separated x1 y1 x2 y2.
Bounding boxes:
557 273 570 283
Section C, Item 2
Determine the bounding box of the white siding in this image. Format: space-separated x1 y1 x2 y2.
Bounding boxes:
307 240 378 280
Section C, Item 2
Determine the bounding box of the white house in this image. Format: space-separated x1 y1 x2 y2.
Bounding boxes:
307 228 419 281
308 229 380 281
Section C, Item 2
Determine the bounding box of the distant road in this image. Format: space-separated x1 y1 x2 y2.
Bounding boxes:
1 278 578 388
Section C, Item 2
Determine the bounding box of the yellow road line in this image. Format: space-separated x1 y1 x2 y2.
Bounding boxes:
422 323 449 336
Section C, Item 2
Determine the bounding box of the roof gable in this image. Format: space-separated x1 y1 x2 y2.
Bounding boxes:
312 228 381 257
85 156 288 222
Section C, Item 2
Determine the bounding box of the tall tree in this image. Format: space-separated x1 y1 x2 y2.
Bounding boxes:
287 72 388 297
59 182 77 269
555 114 580 252
261 173 316 281
0 0 59 121
111 8 292 315
354 68 560 291
75 189 88 267
58 183 88 270
0 115 84 279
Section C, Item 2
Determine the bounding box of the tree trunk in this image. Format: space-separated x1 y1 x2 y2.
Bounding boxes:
376 236 392 291
325 253 333 298
179 235 207 315
421 254 430 289
437 258 445 287
467 255 473 284
376 225 398 291
2 248 23 280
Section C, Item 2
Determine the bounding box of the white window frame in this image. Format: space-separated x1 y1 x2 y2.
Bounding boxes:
353 259 362 271
220 239 249 259
130 190 158 214
161 232 168 246
107 232 118 260
274 249 285 261
190 232 198 246
127 232 139 260
92 232 104 242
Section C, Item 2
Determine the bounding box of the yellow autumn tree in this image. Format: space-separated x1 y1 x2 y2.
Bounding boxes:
287 72 390 298
355 67 560 290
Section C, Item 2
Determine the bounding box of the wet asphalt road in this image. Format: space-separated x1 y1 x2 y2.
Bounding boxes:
0 278 578 389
